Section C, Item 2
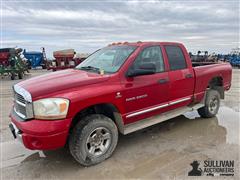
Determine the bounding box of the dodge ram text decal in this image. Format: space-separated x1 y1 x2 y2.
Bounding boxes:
126 94 148 102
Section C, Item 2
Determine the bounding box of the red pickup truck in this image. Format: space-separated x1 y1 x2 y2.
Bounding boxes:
9 42 232 166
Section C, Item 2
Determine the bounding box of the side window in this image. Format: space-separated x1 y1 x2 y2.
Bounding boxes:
165 45 187 70
133 46 164 72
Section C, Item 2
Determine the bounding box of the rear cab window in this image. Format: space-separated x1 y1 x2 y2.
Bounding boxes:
164 45 187 70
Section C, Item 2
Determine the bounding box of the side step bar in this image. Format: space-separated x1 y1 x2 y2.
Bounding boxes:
123 103 204 135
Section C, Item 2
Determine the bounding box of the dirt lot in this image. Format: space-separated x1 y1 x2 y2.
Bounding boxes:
0 69 239 180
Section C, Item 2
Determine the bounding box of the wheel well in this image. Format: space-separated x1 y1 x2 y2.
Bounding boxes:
208 76 224 99
69 103 124 135
209 76 223 87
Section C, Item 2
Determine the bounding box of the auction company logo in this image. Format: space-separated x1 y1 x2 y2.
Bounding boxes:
188 160 234 177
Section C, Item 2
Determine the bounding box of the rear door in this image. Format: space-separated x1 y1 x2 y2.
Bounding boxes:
164 45 194 108
122 45 169 123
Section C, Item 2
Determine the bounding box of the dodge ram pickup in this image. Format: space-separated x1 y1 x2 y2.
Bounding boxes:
9 42 232 166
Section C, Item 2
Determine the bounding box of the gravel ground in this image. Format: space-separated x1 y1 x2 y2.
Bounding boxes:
0 69 239 180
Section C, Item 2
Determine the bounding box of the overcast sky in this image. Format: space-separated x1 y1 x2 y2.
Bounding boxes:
1 0 239 58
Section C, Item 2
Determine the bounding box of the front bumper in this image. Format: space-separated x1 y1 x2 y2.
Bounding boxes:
9 109 72 150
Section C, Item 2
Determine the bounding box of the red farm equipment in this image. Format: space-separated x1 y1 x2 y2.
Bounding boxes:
47 49 88 71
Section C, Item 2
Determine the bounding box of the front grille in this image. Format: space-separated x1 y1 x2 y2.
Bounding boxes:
16 93 25 104
15 101 26 115
14 92 27 119
13 87 33 120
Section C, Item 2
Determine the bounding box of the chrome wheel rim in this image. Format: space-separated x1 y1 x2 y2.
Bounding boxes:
208 96 219 114
86 127 111 157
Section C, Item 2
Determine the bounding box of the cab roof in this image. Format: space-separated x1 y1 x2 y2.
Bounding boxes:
108 41 183 47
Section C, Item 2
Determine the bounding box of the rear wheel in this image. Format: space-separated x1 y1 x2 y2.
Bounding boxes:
69 114 118 166
198 89 220 118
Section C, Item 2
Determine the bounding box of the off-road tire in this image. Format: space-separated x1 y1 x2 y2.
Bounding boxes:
69 114 118 166
198 89 220 118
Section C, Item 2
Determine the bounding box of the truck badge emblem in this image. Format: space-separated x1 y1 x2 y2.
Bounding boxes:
116 92 122 98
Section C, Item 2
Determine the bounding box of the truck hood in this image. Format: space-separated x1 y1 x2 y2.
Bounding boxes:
17 69 110 99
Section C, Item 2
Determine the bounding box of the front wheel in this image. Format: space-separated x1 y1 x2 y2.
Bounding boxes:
198 89 220 118
69 114 118 166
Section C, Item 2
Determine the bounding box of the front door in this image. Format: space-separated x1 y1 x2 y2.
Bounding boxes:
122 46 169 124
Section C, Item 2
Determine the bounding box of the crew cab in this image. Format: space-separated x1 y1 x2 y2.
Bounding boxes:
9 42 232 166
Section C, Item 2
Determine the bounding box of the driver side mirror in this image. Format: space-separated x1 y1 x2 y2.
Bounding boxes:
127 62 156 77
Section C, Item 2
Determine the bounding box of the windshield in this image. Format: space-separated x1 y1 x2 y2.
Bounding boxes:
76 45 137 73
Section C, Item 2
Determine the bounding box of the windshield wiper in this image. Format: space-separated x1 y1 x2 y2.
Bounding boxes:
78 66 100 73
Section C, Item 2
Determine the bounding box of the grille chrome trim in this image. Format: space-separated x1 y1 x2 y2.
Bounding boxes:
13 84 32 102
13 84 33 120
16 100 26 107
14 107 26 119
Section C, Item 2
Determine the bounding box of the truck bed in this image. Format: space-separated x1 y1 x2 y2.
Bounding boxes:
193 62 232 102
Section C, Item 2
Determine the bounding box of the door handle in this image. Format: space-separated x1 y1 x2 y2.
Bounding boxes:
158 78 169 84
185 74 193 78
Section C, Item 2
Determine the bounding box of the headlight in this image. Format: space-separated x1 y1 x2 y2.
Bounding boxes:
33 98 69 120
